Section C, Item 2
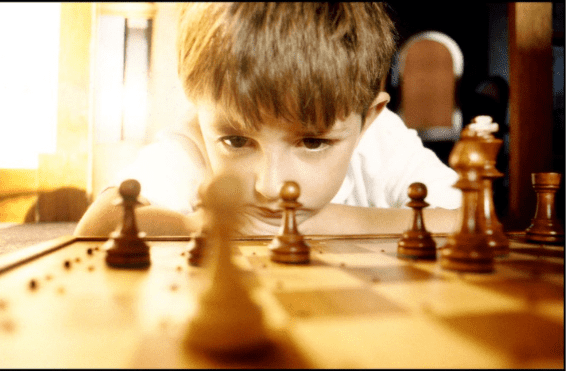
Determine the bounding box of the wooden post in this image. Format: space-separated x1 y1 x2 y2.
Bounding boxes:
507 3 553 230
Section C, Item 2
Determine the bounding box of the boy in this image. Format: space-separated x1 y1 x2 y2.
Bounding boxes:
75 3 460 237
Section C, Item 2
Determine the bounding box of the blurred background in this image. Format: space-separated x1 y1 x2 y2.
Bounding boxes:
0 3 563 231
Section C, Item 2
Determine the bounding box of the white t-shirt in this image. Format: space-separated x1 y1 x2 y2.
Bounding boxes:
115 108 461 214
331 107 461 209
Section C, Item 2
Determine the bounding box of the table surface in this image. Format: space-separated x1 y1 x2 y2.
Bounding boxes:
0 232 563 369
0 222 77 254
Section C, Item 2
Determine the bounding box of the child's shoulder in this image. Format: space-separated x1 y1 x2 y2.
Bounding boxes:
150 112 208 165
358 107 418 149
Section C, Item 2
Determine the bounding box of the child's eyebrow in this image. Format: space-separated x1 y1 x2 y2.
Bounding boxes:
212 112 356 137
212 120 247 134
297 122 353 137
297 130 330 137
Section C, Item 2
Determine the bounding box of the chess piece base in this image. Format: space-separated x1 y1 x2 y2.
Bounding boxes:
440 234 494 273
397 233 437 260
526 220 565 244
485 232 510 257
104 233 150 269
269 235 310 264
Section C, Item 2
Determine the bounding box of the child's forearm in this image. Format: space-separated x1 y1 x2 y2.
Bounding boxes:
73 187 200 237
300 203 459 235
73 187 122 236
75 190 458 237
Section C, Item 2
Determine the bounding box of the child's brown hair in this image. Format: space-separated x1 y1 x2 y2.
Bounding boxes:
177 3 396 131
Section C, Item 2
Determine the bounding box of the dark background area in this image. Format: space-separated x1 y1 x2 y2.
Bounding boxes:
383 3 565 224
386 3 491 125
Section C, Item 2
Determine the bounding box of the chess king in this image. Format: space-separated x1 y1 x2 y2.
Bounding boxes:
74 3 461 238
440 117 506 273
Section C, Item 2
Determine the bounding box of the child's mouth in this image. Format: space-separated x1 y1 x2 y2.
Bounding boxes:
245 205 312 226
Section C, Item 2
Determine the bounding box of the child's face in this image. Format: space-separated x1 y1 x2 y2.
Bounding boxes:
197 102 366 234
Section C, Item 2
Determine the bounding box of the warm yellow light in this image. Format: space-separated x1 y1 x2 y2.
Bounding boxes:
0 3 61 169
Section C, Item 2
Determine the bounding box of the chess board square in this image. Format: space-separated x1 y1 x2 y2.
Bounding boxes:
508 240 565 258
236 245 270 258
342 264 438 284
274 287 406 318
352 240 399 255
372 278 521 316
234 240 270 248
287 316 513 368
467 277 564 303
313 251 402 267
257 264 364 291
310 240 377 254
245 255 272 270
439 311 564 366
497 257 564 276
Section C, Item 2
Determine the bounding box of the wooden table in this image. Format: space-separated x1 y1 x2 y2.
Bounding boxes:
0 233 563 369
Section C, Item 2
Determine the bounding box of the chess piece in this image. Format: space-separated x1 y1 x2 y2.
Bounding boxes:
469 116 509 257
187 233 206 266
526 172 565 244
269 181 310 264
104 179 150 269
440 122 494 273
184 174 273 355
186 193 207 267
397 182 437 260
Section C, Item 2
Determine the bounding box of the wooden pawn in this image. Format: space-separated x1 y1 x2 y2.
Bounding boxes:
397 182 437 260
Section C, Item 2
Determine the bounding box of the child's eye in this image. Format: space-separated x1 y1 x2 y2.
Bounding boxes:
301 137 332 151
220 136 250 148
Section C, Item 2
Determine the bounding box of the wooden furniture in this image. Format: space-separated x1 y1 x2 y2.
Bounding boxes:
507 3 555 230
0 232 562 369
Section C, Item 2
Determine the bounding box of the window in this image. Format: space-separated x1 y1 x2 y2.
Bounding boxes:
0 3 61 169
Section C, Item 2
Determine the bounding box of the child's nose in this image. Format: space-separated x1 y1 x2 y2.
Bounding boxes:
254 152 288 201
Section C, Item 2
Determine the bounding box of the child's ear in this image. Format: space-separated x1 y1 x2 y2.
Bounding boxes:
361 92 390 133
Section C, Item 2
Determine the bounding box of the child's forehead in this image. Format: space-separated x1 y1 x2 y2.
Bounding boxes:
201 103 359 135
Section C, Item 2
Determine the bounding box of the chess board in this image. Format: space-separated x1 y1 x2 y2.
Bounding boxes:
0 233 563 369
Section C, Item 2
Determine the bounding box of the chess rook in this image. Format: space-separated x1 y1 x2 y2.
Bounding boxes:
526 172 565 244
440 122 494 273
397 182 437 260
269 181 311 264
104 179 150 269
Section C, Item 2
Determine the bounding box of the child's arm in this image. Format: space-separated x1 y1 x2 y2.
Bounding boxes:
73 187 202 237
75 189 458 237
300 203 459 235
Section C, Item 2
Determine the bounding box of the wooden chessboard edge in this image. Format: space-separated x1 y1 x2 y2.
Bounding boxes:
0 235 76 274
77 233 413 242
2 231 561 274
234 233 415 241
